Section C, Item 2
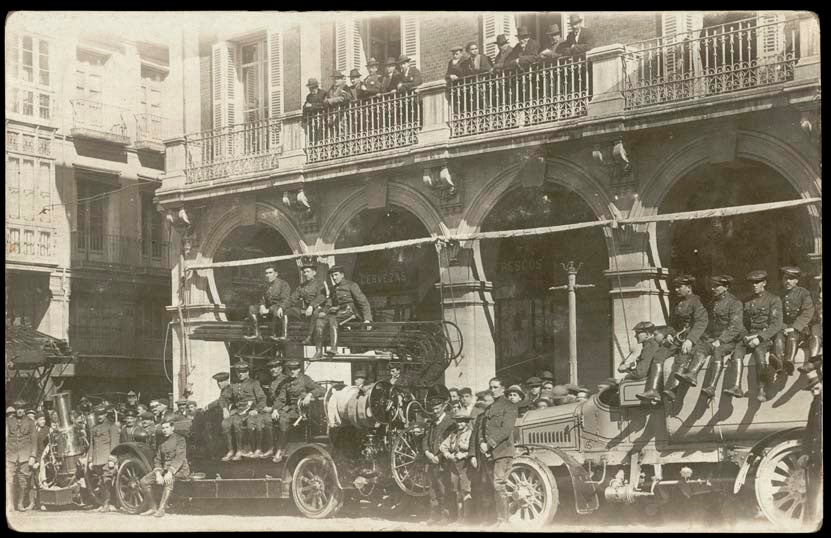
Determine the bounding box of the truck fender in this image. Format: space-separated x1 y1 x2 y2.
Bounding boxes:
517 443 600 514
732 427 804 495
111 442 156 473
280 443 346 497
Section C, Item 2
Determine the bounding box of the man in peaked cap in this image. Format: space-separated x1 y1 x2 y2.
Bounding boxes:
272 359 324 463
396 54 423 92
423 395 455 523
623 321 656 381
733 270 783 402
7 399 37 511
559 13 594 58
310 264 372 359
661 274 709 402
261 357 288 459
478 377 517 526
227 360 267 459
86 404 120 511
446 45 468 82
126 390 139 410
285 257 327 346
245 264 292 342
774 266 816 377
439 409 475 522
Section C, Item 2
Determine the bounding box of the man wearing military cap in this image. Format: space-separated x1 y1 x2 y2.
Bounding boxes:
86 404 120 511
363 58 383 98
154 398 176 427
225 361 267 459
174 399 191 420
623 321 657 383
439 409 475 521
138 418 190 518
423 396 454 522
272 359 325 463
396 55 423 93
7 400 37 511
733 270 784 402
261 357 289 459
206 372 232 415
773 266 816 377
478 377 517 526
120 408 141 443
245 264 292 342
311 264 373 358
661 274 709 402
285 257 327 345
135 411 157 450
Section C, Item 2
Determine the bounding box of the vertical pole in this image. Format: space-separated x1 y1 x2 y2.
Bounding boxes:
568 265 578 385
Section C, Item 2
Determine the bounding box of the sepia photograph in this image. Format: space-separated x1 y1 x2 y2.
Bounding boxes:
5 10 822 532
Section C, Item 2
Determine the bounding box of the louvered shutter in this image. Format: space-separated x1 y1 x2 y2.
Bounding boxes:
268 31 283 118
661 13 682 79
400 14 420 67
757 12 785 63
211 41 237 129
482 13 516 59
335 17 367 74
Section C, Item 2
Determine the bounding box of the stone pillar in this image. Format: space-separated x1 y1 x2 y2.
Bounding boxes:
794 13 820 81
586 44 626 117
279 111 306 169
42 269 71 340
162 136 187 190
417 80 451 147
437 248 496 392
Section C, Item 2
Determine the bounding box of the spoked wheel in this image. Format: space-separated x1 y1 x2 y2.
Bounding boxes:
390 430 430 497
754 439 810 528
291 454 343 519
505 457 558 528
115 455 151 514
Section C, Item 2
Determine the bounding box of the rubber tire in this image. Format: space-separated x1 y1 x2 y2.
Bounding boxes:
114 454 151 514
753 439 809 529
290 454 344 519
506 456 559 528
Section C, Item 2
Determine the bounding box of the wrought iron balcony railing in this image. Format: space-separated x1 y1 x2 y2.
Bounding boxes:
69 325 165 358
135 112 171 150
70 99 132 144
6 81 55 123
184 118 282 184
622 13 800 110
70 232 170 274
448 58 590 138
304 92 422 163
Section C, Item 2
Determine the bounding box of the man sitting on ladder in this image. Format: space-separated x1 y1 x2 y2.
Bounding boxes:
310 264 372 359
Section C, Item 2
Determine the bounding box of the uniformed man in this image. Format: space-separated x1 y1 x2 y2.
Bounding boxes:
439 409 475 522
773 266 816 377
311 265 373 358
661 275 709 402
624 321 659 381
86 404 120 512
693 275 747 399
363 57 382 98
285 257 326 344
207 372 232 412
138 418 190 518
174 400 191 420
423 396 455 523
135 411 157 451
262 358 289 459
733 270 784 402
799 275 823 381
272 359 325 463
478 377 518 527
396 55 423 92
120 408 142 443
469 390 494 522
245 265 292 341
7 401 37 512
26 411 49 511
227 361 267 459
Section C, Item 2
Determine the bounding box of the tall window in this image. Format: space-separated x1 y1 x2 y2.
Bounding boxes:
139 66 164 139
240 40 268 123
367 16 401 63
141 192 163 258
76 180 108 252
75 50 106 127
6 33 52 120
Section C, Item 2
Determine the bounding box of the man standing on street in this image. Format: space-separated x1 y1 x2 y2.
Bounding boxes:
423 396 455 523
479 377 518 527
87 404 120 512
138 419 190 518
7 400 37 512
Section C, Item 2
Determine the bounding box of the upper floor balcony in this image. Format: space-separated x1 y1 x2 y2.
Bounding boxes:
162 12 819 195
134 112 173 152
70 231 171 275
70 99 132 145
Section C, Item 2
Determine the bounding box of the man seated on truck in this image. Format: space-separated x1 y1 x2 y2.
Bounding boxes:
223 361 267 460
272 359 325 463
310 265 373 358
138 418 190 518
244 265 292 341
284 257 327 344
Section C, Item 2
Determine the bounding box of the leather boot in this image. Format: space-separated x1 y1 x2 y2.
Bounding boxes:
675 352 706 387
326 323 339 356
783 333 799 376
755 359 770 402
636 362 663 404
312 323 325 360
252 428 264 458
276 315 288 341
140 486 157 516
807 334 821 361
302 315 315 345
723 358 745 397
494 494 509 524
767 350 783 376
221 432 235 461
701 361 724 399
244 313 261 341
232 429 244 461
272 448 285 463
154 485 172 517
261 426 274 458
16 483 28 512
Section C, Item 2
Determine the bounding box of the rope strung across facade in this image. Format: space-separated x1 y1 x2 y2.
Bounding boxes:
185 197 821 272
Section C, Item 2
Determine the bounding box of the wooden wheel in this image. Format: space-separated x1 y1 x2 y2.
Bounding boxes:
505 456 559 528
291 454 343 519
115 455 151 514
754 439 809 528
390 430 430 497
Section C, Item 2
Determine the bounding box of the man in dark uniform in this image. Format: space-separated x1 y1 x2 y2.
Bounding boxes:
396 55 423 92
207 372 232 412
423 396 455 523
478 377 518 527
800 276 823 385
773 266 816 376
733 270 784 402
558 14 594 58
245 265 292 341
26 411 49 511
272 359 325 463
138 419 189 518
262 358 289 459
311 265 373 358
120 408 142 443
661 275 709 402
363 58 382 98
174 400 191 420
285 258 326 344
7 401 36 512
227 361 267 459
87 404 120 512
692 275 747 398
625 322 666 403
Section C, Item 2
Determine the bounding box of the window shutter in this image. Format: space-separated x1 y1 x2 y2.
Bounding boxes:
483 13 516 59
757 12 785 62
400 14 420 67
336 20 348 73
661 13 685 78
211 41 237 129
268 31 283 118
336 17 367 74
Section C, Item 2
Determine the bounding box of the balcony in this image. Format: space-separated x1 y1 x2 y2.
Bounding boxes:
184 118 281 184
448 58 589 138
134 113 172 152
622 14 800 110
70 232 170 275
304 92 421 163
70 99 131 145
6 81 55 126
6 222 56 268
69 325 165 358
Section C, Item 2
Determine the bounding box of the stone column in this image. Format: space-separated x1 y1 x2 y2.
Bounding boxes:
41 269 71 340
417 80 451 147
794 13 820 81
279 111 307 169
586 44 626 118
